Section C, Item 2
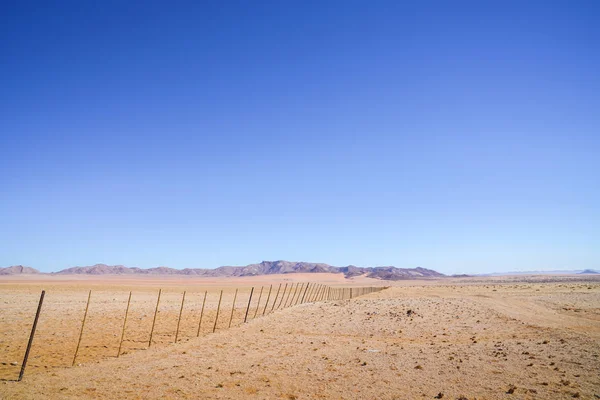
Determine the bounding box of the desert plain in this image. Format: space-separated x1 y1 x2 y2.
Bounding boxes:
0 273 599 399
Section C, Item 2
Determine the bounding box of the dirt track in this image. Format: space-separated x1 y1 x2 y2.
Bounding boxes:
1 275 599 399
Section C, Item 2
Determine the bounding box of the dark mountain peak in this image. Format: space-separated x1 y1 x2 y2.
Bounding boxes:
579 269 599 274
0 265 41 275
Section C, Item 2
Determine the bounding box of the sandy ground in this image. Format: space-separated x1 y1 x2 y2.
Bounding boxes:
1 274 599 399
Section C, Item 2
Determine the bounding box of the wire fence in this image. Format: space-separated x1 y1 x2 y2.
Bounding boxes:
0 283 387 381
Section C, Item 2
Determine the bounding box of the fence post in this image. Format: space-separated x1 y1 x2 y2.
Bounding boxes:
262 285 273 316
72 290 92 366
148 289 162 347
117 291 132 357
253 286 264 319
306 284 317 303
244 287 254 323
228 289 238 328
212 290 223 333
277 284 288 309
174 291 186 343
316 284 324 301
270 284 282 313
317 285 325 301
287 283 299 307
18 290 45 381
293 283 304 305
305 283 314 302
293 282 302 305
301 283 311 303
283 283 293 308
197 291 207 337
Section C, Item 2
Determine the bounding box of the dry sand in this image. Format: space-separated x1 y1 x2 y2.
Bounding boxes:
1 274 599 399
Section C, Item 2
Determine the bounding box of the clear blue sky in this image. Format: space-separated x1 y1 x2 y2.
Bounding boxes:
1 1 599 274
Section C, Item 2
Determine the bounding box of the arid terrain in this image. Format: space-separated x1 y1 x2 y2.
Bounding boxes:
1 274 599 399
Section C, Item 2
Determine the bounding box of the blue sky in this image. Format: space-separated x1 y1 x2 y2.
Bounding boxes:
1 1 599 274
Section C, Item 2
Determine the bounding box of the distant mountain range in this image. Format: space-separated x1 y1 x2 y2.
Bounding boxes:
0 261 444 281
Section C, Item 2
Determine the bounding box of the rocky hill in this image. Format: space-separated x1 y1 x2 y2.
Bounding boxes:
0 265 41 275
52 261 444 280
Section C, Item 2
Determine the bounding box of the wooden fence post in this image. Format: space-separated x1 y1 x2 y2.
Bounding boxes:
316 284 323 301
293 283 302 305
212 290 223 333
72 290 92 366
148 289 162 347
197 291 207 337
253 286 264 319
277 284 288 309
301 283 311 303
317 285 324 301
306 283 316 302
285 283 297 307
117 291 132 357
18 290 45 381
262 284 273 316
270 284 281 313
293 283 304 305
174 291 186 343
244 287 254 323
282 283 292 308
228 289 238 328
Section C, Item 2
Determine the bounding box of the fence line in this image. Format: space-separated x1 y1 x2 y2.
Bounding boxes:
4 283 387 381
